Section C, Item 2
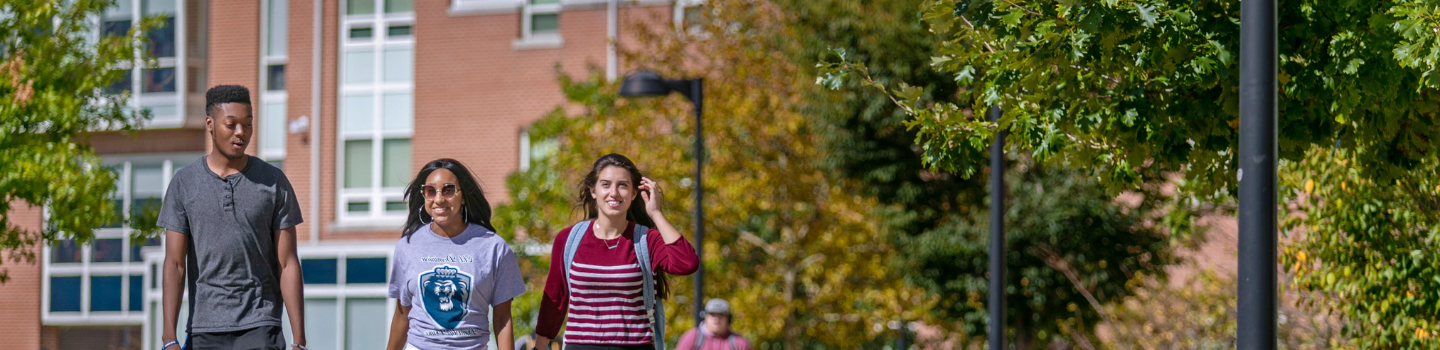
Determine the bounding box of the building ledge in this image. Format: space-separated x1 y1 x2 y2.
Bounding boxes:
512 35 565 50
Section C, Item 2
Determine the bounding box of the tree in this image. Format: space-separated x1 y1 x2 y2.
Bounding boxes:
0 0 155 282
1278 146 1440 348
819 0 1440 346
819 0 1439 196
784 0 1189 347
493 1 932 347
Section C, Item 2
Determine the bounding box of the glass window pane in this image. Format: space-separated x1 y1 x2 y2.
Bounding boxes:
106 0 134 17
105 70 132 95
344 140 373 189
385 201 406 212
347 201 370 213
343 48 374 84
102 20 131 39
306 299 339 350
346 0 375 15
348 27 373 40
531 0 559 4
301 258 337 284
385 0 413 13
263 101 288 155
381 139 410 188
132 164 164 197
382 47 412 83
387 25 411 37
267 0 289 56
381 92 411 130
144 0 177 15
52 240 82 264
345 257 387 284
345 298 388 350
102 198 125 228
92 239 124 263
343 94 375 133
268 64 286 91
129 275 143 311
146 17 176 58
141 102 178 122
50 277 82 312
91 276 124 311
531 13 559 34
142 67 176 92
130 238 159 263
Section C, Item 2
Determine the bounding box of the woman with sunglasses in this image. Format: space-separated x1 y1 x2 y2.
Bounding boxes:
532 154 699 350
387 159 526 350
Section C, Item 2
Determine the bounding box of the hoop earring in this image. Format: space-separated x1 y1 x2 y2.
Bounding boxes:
418 207 430 225
462 204 469 224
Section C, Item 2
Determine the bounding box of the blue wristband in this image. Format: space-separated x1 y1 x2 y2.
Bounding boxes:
291 344 308 350
161 340 179 350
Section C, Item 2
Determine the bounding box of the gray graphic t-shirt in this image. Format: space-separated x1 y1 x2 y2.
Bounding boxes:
157 156 303 333
388 223 527 349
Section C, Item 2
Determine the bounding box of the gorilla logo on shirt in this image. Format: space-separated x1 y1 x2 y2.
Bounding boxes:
419 265 473 329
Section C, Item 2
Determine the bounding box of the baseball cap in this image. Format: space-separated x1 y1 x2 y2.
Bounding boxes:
704 298 730 315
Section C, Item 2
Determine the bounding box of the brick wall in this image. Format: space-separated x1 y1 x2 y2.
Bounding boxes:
0 203 45 350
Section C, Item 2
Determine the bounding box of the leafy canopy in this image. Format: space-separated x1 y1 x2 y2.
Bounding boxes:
820 0 1440 199
0 0 156 282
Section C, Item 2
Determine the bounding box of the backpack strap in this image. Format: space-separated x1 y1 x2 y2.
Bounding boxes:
633 224 666 350
696 329 706 348
561 220 590 343
729 335 737 350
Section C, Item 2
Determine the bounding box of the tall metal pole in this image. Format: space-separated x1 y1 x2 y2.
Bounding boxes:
1238 0 1278 348
987 106 1006 350
691 78 706 324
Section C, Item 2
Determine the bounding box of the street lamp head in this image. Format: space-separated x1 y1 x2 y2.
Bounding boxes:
619 71 673 97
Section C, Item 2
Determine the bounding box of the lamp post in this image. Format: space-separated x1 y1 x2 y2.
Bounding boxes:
619 71 706 324
988 106 1006 350
1238 0 1277 348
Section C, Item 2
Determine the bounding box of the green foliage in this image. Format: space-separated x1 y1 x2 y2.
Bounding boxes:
898 162 1175 348
819 0 1440 199
0 0 156 282
1280 146 1440 348
789 0 1192 346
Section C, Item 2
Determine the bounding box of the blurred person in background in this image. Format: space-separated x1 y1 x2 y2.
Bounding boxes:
675 299 751 350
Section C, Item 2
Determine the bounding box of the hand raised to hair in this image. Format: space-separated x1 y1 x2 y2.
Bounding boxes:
638 177 663 217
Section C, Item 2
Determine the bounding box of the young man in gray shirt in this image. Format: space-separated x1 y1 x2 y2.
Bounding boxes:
158 85 308 350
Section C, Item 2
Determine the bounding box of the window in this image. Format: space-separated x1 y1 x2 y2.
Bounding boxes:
513 0 562 49
144 244 397 350
518 129 558 171
260 0 289 166
43 155 198 324
340 0 413 224
101 0 202 127
674 0 707 35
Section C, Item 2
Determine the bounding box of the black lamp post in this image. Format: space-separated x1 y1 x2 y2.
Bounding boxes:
619 71 706 324
1238 0 1277 348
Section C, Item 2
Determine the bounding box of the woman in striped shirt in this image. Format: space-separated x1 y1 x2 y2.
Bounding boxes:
533 154 700 350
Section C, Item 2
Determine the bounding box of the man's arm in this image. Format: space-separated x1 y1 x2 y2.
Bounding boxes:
161 229 187 349
276 227 306 349
386 303 411 350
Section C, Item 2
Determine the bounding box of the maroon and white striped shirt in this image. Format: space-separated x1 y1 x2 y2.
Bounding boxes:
536 221 700 346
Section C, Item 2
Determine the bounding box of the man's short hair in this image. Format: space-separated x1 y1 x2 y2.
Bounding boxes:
205 85 252 116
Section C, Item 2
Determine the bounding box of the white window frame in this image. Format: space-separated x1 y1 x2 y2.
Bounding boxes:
337 0 415 226
260 0 289 163
512 0 563 50
141 243 397 350
673 0 707 35
102 0 201 129
41 153 200 326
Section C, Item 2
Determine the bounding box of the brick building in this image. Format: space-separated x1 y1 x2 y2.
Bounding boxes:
0 0 690 349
